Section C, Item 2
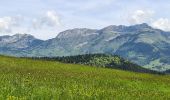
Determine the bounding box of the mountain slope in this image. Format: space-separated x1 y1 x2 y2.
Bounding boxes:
0 23 170 71
32 23 170 71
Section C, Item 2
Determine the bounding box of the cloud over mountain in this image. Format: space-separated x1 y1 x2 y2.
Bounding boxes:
128 10 154 24
0 15 23 33
152 18 170 31
32 10 61 30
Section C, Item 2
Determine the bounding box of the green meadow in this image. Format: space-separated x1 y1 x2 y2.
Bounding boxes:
0 55 170 100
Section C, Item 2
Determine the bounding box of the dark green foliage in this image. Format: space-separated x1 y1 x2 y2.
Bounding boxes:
32 54 161 74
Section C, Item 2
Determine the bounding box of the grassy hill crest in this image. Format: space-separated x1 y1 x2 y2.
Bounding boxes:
32 54 161 74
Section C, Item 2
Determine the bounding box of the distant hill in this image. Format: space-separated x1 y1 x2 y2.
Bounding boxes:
33 54 161 74
0 23 170 71
0 34 44 56
164 69 170 74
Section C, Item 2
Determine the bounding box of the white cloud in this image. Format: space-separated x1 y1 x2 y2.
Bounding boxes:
0 11 63 39
127 10 170 31
151 18 170 31
0 17 12 32
32 10 61 30
43 10 61 27
0 15 23 33
128 10 154 24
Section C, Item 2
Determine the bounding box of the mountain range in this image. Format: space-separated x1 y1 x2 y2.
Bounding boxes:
0 23 170 71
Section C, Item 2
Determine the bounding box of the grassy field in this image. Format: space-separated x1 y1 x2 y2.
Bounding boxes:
0 55 170 100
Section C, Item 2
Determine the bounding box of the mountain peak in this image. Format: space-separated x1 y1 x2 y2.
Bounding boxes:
12 33 34 38
57 28 98 38
101 25 126 32
131 23 151 28
101 23 152 33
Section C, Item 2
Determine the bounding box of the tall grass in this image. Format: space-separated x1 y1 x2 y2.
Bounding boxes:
0 55 170 100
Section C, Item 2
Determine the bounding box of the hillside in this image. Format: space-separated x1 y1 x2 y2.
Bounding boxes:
0 55 170 99
35 54 160 74
0 24 170 71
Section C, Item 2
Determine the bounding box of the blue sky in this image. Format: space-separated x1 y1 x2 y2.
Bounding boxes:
0 0 170 39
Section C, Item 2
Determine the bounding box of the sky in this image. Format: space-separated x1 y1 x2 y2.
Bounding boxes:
0 0 170 40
